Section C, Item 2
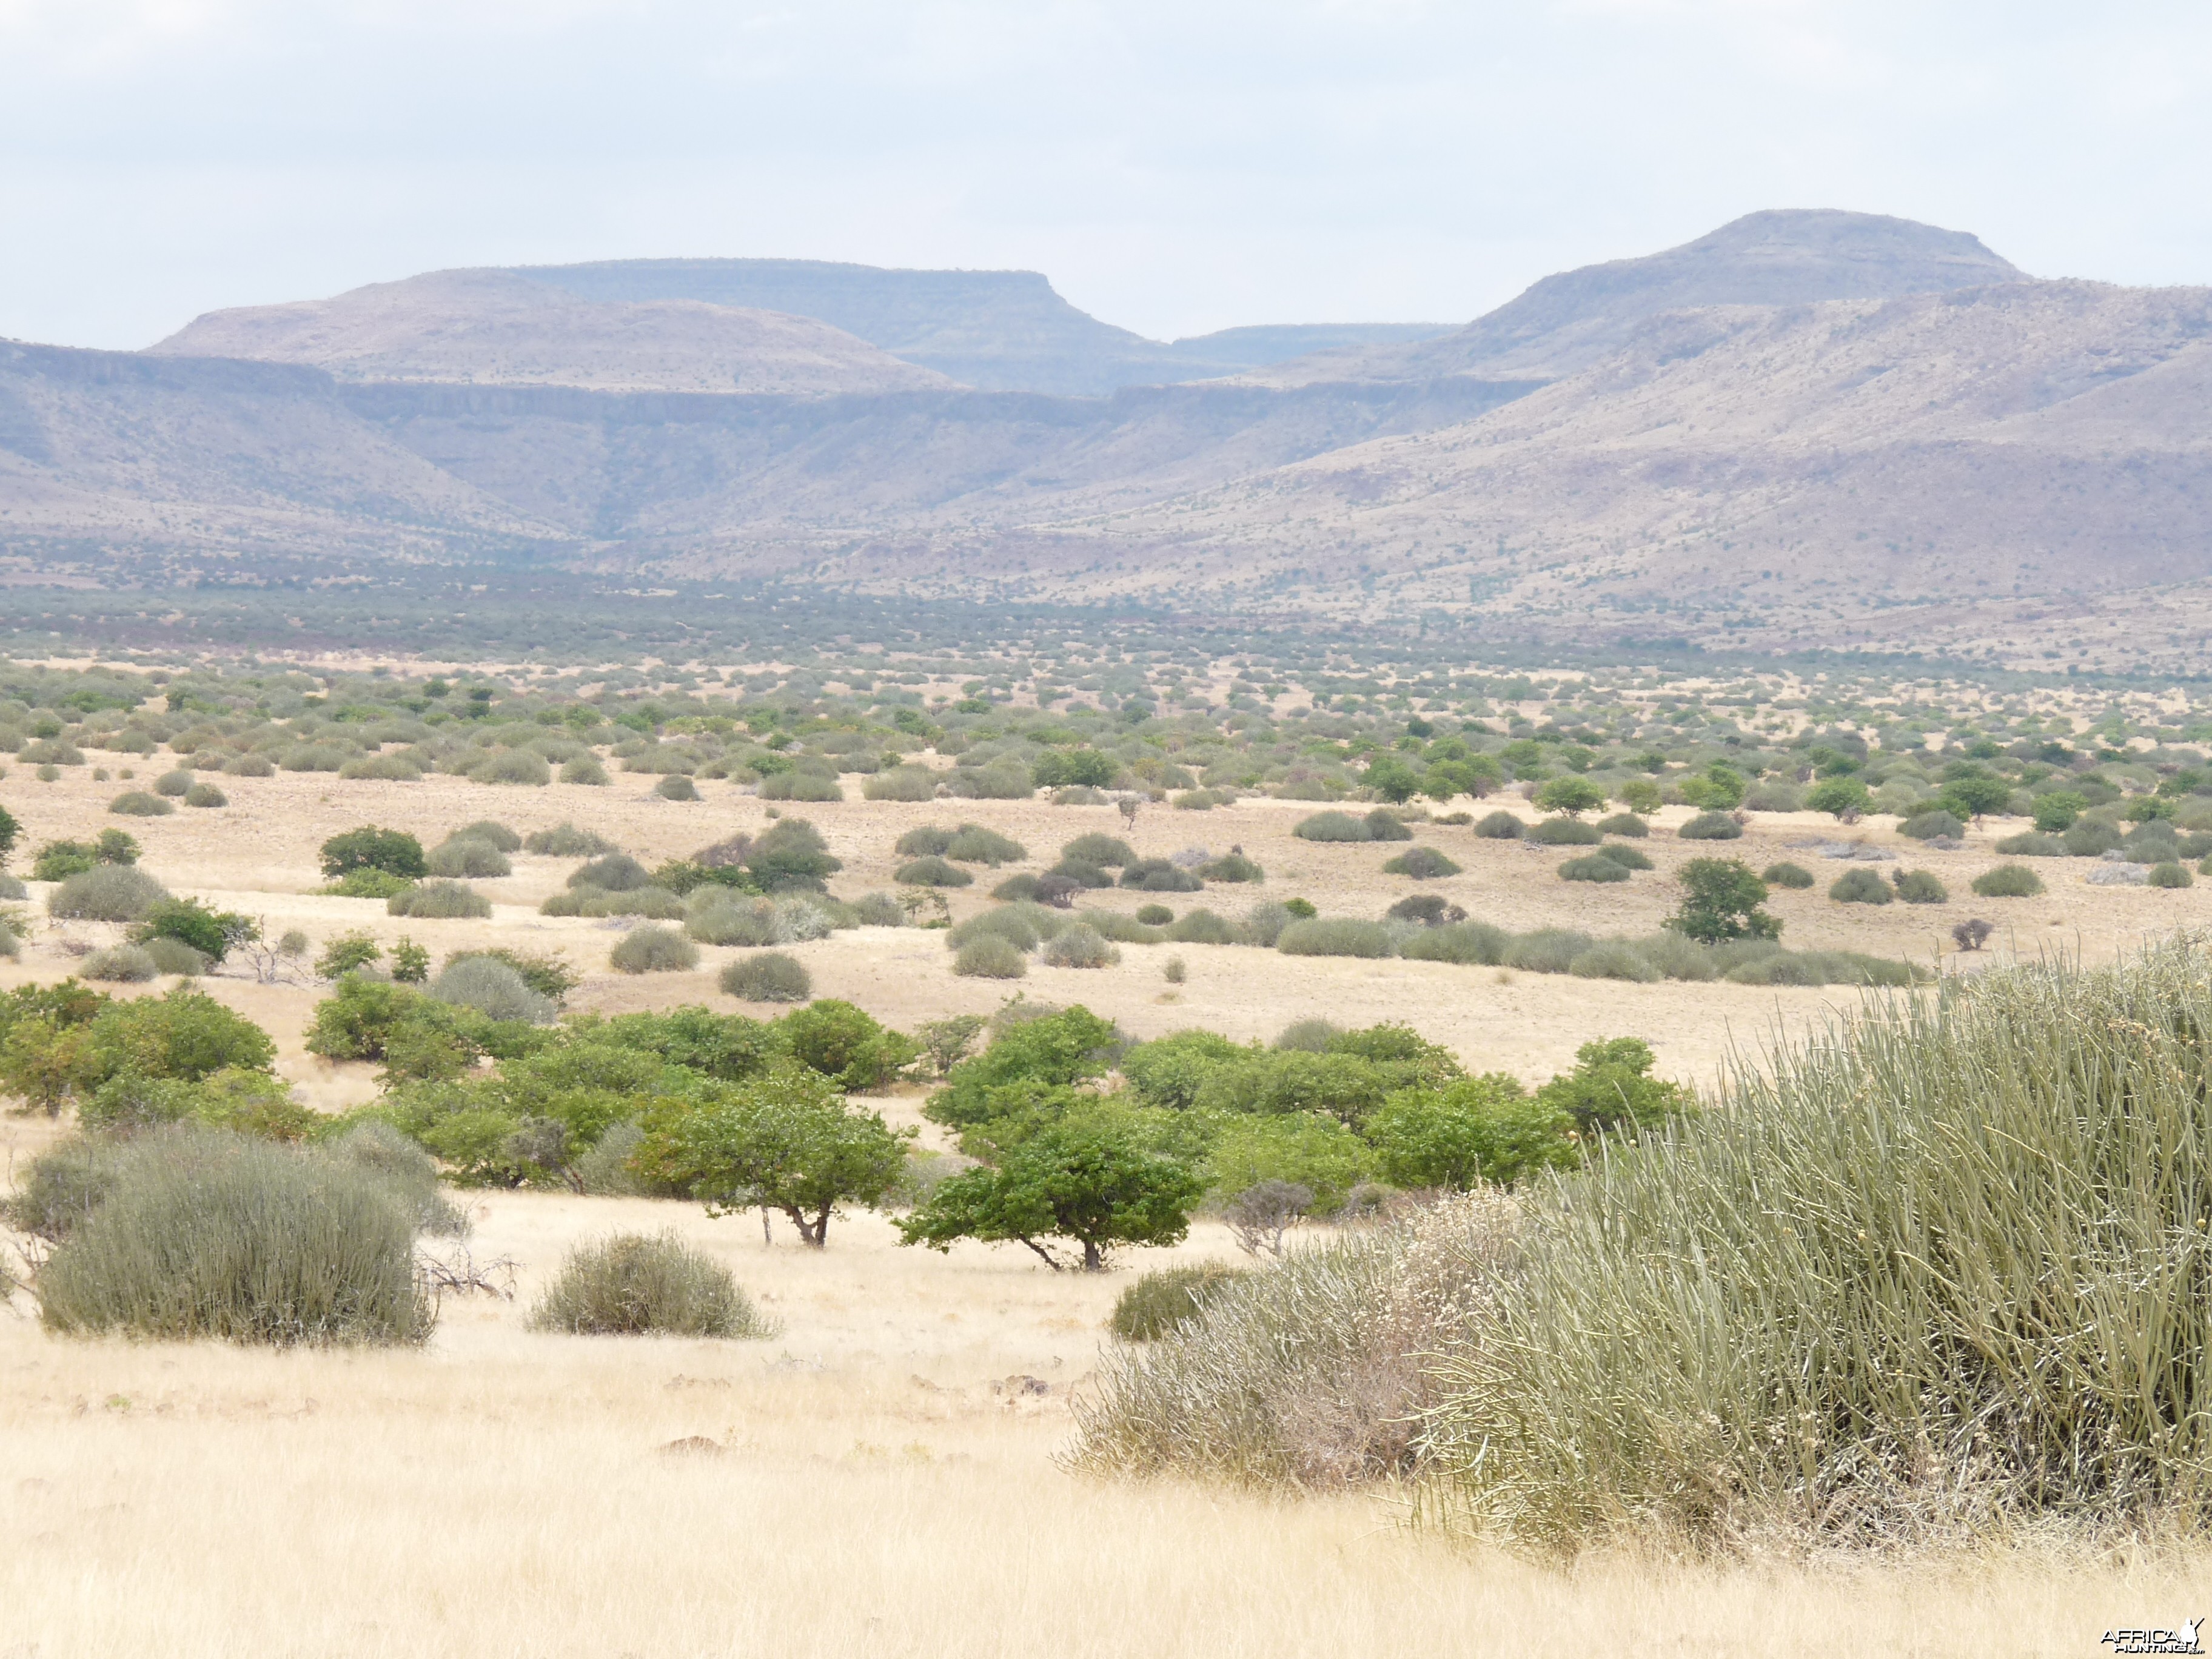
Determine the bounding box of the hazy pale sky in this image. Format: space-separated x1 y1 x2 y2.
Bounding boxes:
3 1 2208 350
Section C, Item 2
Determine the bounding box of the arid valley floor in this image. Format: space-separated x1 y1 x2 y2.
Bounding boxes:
5 754 2212 1654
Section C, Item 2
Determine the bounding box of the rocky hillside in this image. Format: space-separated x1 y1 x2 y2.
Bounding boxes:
150 269 954 395
6 209 2208 670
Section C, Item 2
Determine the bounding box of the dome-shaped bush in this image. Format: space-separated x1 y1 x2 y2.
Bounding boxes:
719 951 813 1002
428 957 555 1023
609 924 699 974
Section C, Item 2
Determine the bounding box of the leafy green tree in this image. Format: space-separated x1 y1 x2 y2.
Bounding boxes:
89 987 276 1084
0 803 19 865
776 999 918 1092
744 818 842 891
1534 776 1606 817
1676 763 1748 811
899 1113 1204 1271
0 1013 102 1116
1421 754 1502 803
639 1067 910 1245
1936 770 2013 822
1668 857 1781 943
319 825 426 880
926 1005 1121 1135
1366 1073 1577 1188
1532 1038 1694 1137
2032 791 2086 833
390 937 431 983
130 897 256 964
1031 749 1118 788
1119 1028 1250 1111
1203 1113 1373 1212
317 933 384 978
1362 754 1422 804
1805 777 1874 820
1616 779 1663 816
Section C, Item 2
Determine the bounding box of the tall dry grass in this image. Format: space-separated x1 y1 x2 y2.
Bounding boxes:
1426 939 2212 1554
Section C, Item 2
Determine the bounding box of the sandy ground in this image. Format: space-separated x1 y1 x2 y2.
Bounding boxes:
6 762 2195 1100
8 766 2211 1654
4 1187 2207 1658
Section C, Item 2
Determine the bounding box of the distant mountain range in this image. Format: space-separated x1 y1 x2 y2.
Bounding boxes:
5 209 2209 669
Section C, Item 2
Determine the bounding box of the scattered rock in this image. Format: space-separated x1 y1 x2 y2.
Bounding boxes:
2087 863 2150 886
992 1375 1050 1398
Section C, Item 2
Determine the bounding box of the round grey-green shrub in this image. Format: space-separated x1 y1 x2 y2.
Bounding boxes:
83 944 160 982
571 853 652 893
609 924 699 974
140 937 208 977
1527 817 1601 846
1293 810 1370 842
387 880 493 919
1971 863 2046 899
1677 811 1743 840
758 772 842 802
1900 809 1966 842
1473 811 1524 840
1567 943 1661 982
34 1129 432 1346
477 749 551 787
109 790 173 817
896 855 971 887
49 864 169 922
183 782 227 808
1762 862 1815 890
1382 845 1462 879
453 820 522 851
428 957 555 1023
1039 923 1118 969
1276 917 1397 958
222 754 276 777
560 755 610 786
685 891 780 946
1273 1018 1342 1051
1595 843 1655 871
1560 855 1631 883
654 774 701 801
1595 813 1647 839
153 769 194 797
528 1231 765 1338
0 872 25 900
1829 867 1894 905
1893 870 1949 904
2150 862 2196 889
427 838 512 879
953 934 1028 979
863 768 939 801
719 951 813 1003
850 891 907 927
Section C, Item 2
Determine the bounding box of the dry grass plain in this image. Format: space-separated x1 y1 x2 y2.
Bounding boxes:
5 762 2211 1655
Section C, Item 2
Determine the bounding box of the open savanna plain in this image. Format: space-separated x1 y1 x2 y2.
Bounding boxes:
7 761 2212 1655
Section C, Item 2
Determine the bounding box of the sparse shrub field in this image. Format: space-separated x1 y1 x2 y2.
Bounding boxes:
0 652 2206 1651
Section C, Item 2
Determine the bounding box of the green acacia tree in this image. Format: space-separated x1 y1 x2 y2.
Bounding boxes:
1668 857 1781 944
744 818 842 892
1805 777 1874 820
899 1115 1204 1271
1366 1072 1577 1188
638 1067 910 1246
1534 776 1606 817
